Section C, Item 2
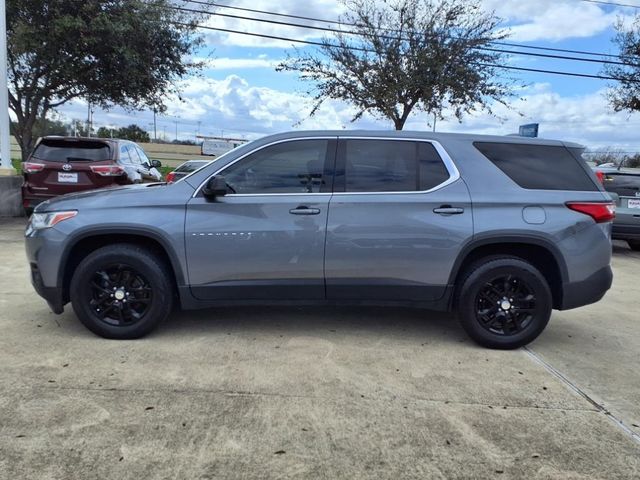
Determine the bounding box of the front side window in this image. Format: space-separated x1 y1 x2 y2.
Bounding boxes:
343 140 450 192
222 140 329 194
119 145 132 163
136 147 150 165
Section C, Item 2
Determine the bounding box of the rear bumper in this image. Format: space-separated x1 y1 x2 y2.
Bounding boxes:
560 265 613 310
612 223 640 241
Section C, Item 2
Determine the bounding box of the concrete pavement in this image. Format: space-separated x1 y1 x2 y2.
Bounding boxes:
1 218 639 479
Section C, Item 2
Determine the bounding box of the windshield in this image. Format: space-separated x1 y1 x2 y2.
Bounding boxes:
32 139 111 162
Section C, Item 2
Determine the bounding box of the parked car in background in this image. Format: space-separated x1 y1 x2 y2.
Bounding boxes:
165 159 213 183
592 163 640 251
25 131 614 348
21 136 163 213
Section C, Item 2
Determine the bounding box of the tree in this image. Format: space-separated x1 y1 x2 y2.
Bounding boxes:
277 0 515 130
7 0 204 160
605 15 640 112
11 117 68 139
115 124 151 143
96 127 114 139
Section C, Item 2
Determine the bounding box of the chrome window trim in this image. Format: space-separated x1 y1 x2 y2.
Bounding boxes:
192 137 337 198
192 135 460 198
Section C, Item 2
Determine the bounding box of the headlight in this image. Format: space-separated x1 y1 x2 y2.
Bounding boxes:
26 211 77 235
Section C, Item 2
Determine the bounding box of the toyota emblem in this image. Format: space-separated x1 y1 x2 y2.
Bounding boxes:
62 164 72 171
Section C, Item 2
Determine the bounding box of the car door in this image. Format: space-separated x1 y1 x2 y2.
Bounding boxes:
136 146 162 181
325 137 473 302
127 145 153 182
117 144 141 183
185 137 337 300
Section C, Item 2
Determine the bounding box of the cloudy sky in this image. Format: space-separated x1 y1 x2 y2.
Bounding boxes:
58 0 640 150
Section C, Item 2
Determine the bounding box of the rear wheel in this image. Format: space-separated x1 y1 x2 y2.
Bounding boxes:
70 244 173 339
628 240 640 251
456 256 552 349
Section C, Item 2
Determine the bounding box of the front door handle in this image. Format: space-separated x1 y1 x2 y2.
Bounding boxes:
289 206 321 215
433 205 464 215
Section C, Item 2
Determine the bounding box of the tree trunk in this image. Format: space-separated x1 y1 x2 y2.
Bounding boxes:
15 112 39 162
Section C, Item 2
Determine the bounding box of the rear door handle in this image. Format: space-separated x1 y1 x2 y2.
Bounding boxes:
433 205 464 215
289 206 321 215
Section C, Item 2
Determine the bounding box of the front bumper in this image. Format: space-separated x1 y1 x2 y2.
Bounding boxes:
29 262 64 314
560 265 613 310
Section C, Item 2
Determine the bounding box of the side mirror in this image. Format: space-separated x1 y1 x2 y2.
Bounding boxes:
151 159 162 168
202 175 229 199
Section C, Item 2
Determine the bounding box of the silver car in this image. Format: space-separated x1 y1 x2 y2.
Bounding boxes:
593 165 640 251
25 131 614 349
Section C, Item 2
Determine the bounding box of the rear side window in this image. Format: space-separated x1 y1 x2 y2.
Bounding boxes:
32 139 111 162
474 142 598 191
343 140 450 192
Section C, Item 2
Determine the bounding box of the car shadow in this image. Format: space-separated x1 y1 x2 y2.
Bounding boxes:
157 305 470 346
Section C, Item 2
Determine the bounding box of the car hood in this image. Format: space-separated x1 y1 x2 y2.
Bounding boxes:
35 183 186 212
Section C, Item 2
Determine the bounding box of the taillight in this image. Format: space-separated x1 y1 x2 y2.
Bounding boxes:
595 171 605 184
166 171 175 183
566 202 615 223
90 165 125 176
23 162 45 173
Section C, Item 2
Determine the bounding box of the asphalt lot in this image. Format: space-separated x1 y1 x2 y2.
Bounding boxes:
1 217 639 479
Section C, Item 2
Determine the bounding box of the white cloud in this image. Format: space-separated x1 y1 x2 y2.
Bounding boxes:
482 0 634 42
195 57 283 70
56 74 640 150
202 0 346 48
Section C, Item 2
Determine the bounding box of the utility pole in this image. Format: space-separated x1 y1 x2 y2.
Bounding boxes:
153 108 157 143
432 112 437 133
174 120 178 142
0 0 15 174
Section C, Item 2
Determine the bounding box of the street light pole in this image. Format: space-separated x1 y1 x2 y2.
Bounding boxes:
0 0 15 174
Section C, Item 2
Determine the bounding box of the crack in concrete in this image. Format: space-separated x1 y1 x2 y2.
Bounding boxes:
523 346 640 446
9 383 600 413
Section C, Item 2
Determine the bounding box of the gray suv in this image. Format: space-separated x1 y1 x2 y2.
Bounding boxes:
25 131 614 349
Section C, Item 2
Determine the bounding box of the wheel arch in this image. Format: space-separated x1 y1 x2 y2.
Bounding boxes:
449 235 568 310
59 228 185 304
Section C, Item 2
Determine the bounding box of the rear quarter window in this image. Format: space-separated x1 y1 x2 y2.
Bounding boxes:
474 142 598 191
32 139 111 162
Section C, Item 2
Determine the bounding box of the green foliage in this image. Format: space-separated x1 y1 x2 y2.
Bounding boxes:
7 0 204 159
11 118 68 138
114 124 151 143
605 15 640 112
277 0 516 130
96 127 114 139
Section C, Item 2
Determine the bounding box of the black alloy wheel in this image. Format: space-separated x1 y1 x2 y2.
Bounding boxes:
70 244 173 339
475 274 536 336
457 256 552 349
89 264 152 326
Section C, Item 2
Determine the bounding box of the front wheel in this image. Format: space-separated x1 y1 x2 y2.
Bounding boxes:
70 244 173 339
456 256 552 349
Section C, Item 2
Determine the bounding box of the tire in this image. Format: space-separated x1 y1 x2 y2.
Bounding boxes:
70 244 173 339
628 240 640 251
24 207 34 217
456 256 552 349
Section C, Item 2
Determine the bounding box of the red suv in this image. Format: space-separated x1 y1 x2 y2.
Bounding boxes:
22 137 163 213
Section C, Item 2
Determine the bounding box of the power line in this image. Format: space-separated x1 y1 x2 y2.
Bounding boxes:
579 0 640 9
184 0 631 61
174 21 637 82
172 5 633 67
